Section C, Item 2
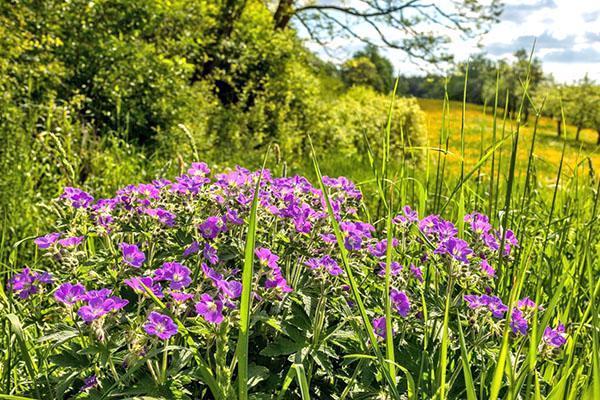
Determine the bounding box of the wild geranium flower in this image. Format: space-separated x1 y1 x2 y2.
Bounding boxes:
182 241 200 257
54 282 86 305
77 296 128 323
124 276 164 298
201 264 242 298
120 243 145 268
9 268 53 299
393 205 418 224
368 239 398 257
195 294 224 324
144 208 176 227
34 232 61 249
480 259 496 277
344 233 362 251
61 187 94 208
377 261 402 277
465 212 492 235
188 162 210 177
543 324 567 348
80 374 98 393
517 297 539 310
410 264 423 283
170 291 194 303
225 208 244 225
199 216 227 240
265 273 293 293
58 236 85 248
464 294 508 318
144 311 178 340
305 255 343 276
203 243 219 265
154 262 191 290
510 309 528 335
82 288 112 301
390 289 411 317
255 247 279 269
372 316 387 339
443 238 473 264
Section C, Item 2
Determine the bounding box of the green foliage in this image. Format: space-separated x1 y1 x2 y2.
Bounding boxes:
342 45 395 93
329 86 426 159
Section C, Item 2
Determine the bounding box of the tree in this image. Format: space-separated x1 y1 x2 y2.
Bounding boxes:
563 75 597 141
341 45 395 92
270 0 502 64
482 49 543 122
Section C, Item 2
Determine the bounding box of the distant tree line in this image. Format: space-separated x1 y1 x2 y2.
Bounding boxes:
338 46 600 142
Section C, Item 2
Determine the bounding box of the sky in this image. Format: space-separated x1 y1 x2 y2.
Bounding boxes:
298 0 600 83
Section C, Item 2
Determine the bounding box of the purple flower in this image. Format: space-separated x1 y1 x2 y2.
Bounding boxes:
80 374 98 392
188 162 210 177
54 282 86 305
377 261 402 277
120 243 145 268
195 294 224 324
480 259 496 278
372 316 387 339
199 216 226 240
390 289 411 317
144 208 176 227
154 262 192 290
543 324 567 348
225 208 244 225
444 238 473 264
9 268 53 299
77 296 128 322
124 276 164 298
58 236 85 248
517 297 539 310
464 294 508 318
305 255 343 276
394 205 418 224
203 243 219 265
143 311 178 340
61 187 94 208
465 212 492 235
255 247 279 269
343 233 362 251
34 232 61 249
510 309 528 335
170 291 194 303
264 274 293 293
81 288 112 301
182 241 200 257
410 264 423 283
368 239 398 257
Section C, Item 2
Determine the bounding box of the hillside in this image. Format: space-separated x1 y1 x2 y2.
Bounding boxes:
418 98 600 182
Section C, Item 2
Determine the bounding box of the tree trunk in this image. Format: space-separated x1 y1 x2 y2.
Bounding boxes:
557 119 562 136
597 129 600 145
274 0 295 29
576 125 582 141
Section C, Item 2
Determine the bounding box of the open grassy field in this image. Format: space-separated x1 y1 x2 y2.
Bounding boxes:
418 98 600 182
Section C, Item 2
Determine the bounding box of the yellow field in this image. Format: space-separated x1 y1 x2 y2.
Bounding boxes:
417 98 600 183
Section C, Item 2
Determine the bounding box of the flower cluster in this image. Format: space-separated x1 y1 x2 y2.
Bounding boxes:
7 162 569 393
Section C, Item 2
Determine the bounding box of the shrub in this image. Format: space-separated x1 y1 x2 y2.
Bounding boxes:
329 86 427 160
7 162 568 398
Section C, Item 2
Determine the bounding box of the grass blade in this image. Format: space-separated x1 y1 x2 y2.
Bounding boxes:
237 148 270 400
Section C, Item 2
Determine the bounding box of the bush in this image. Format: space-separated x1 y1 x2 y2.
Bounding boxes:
6 163 569 398
328 86 427 160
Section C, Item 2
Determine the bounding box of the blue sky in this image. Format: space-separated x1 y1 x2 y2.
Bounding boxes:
299 0 600 83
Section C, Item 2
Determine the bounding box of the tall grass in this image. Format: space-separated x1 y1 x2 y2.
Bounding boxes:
0 63 598 399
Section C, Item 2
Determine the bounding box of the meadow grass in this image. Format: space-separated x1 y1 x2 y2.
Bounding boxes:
0 81 598 399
